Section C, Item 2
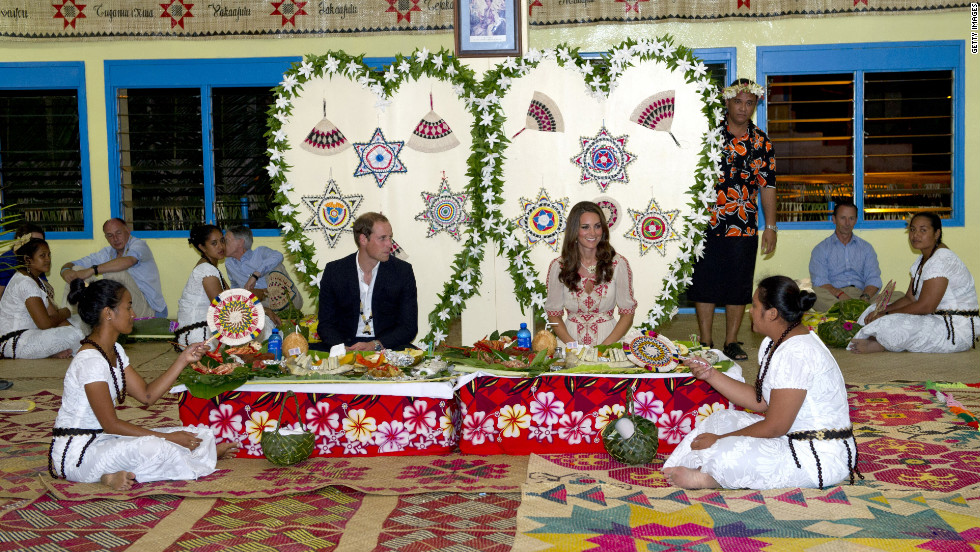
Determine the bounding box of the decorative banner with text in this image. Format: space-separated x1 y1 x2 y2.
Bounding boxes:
527 0 971 26
0 0 453 40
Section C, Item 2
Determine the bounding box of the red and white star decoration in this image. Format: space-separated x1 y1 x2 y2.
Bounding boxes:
271 1 307 27
53 0 86 29
624 198 680 257
571 126 636 193
160 0 194 29
615 0 649 14
386 0 421 23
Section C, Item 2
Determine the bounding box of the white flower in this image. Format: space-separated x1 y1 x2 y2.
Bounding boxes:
274 111 288 124
280 74 298 94
463 92 478 109
662 43 677 58
281 222 294 233
266 164 280 178
485 91 500 106
438 308 450 321
278 181 293 194
446 64 458 76
676 58 693 74
698 188 716 206
383 66 398 82
503 234 518 251
531 292 545 309
693 62 708 77
450 293 462 305
296 260 307 273
480 112 494 126
314 270 324 285
690 210 710 225
651 40 665 55
299 61 314 79
557 47 571 62
432 329 448 345
694 240 705 260
286 239 301 252
481 190 496 204
502 57 518 71
279 204 296 217
458 280 473 294
580 62 594 75
267 148 283 161
452 83 465 97
324 56 340 74
415 48 430 63
272 128 286 143
708 148 722 165
344 60 361 76
525 48 542 63
274 97 291 110
432 54 444 70
397 59 411 73
649 302 665 318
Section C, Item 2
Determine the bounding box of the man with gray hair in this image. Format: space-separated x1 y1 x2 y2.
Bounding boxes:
224 225 302 314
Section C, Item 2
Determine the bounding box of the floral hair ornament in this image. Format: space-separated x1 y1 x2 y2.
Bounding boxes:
7 234 32 252
722 81 765 100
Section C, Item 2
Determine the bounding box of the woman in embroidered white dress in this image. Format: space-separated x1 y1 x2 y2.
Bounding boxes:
850 212 978 353
51 279 238 491
545 201 637 346
0 239 84 359
175 225 277 350
663 276 859 490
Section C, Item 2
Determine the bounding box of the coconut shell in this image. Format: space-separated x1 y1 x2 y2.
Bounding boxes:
532 329 557 356
282 331 309 358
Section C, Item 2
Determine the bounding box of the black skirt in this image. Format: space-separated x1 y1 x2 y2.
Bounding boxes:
687 233 758 305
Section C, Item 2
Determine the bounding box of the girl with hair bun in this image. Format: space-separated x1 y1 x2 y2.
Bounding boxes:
850 212 978 353
50 279 238 491
0 238 84 359
663 276 859 490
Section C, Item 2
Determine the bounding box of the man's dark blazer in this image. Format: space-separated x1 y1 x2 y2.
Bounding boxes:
314 252 418 351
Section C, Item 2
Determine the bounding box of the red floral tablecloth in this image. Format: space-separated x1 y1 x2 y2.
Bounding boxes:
178 387 458 458
455 374 732 455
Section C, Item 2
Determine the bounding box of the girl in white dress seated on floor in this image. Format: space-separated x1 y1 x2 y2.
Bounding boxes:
663 276 860 490
850 212 978 354
0 238 84 359
50 279 238 491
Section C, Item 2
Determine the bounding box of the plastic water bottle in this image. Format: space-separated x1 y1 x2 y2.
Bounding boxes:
268 328 282 361
517 322 532 349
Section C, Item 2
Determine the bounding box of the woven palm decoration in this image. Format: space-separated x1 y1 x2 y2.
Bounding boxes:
601 385 659 465
512 91 564 138
301 100 352 156
407 94 459 153
630 90 680 147
261 391 315 466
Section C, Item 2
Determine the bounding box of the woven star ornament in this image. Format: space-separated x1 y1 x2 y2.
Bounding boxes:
630 90 680 147
623 198 680 257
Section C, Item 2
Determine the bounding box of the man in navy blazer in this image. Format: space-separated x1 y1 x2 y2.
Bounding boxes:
314 212 418 352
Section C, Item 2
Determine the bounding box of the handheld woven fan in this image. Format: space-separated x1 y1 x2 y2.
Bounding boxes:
630 90 680 147
623 330 680 373
301 101 352 156
512 91 564 138
872 280 897 319
407 94 460 153
207 289 266 346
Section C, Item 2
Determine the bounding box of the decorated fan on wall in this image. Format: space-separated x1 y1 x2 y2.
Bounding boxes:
301 101 352 155
512 91 564 138
407 94 460 153
207 289 266 346
630 90 680 147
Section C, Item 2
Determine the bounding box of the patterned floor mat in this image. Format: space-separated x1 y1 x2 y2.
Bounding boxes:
514 479 980 551
529 383 980 496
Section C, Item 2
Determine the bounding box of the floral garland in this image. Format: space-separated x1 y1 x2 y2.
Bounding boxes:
472 37 725 333
722 80 765 100
268 37 725 345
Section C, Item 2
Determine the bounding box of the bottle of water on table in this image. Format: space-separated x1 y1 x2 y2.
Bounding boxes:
268 328 282 361
517 322 532 349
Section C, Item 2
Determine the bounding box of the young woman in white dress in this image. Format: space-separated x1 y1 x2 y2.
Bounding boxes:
50 279 239 490
0 239 83 359
663 276 860 490
850 212 978 353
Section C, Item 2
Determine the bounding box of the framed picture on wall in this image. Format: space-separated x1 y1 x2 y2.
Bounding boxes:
454 0 522 58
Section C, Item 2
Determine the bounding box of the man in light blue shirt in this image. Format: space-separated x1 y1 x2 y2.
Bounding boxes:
60 218 167 318
808 201 882 312
224 225 302 314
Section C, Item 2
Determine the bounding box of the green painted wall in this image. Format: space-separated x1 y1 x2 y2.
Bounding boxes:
2 10 975 317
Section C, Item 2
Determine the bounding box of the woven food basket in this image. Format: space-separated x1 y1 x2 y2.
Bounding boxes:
601 414 659 465
261 390 315 466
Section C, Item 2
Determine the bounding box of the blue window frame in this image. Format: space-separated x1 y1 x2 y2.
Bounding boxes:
758 41 965 229
0 62 91 239
105 57 300 238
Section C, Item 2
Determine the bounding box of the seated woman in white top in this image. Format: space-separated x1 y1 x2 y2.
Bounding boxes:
544 201 637 346
0 238 83 359
51 279 238 490
663 276 859 490
850 212 978 353
174 225 278 350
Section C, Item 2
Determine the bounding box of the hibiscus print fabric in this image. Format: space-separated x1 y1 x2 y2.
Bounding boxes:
457 375 730 455
708 121 775 237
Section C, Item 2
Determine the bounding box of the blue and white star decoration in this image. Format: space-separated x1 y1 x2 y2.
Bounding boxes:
571 125 636 193
515 188 569 251
416 173 472 241
353 127 407 187
624 198 680 257
301 178 363 248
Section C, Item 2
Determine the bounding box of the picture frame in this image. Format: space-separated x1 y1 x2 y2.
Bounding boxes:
454 0 522 58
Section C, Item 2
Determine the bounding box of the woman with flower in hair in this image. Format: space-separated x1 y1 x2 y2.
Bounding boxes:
663 276 859 490
50 279 238 491
544 201 637 346
0 238 84 359
850 212 978 353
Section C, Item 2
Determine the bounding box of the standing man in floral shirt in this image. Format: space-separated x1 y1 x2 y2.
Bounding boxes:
688 78 777 361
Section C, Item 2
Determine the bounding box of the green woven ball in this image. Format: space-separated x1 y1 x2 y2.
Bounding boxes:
261 427 315 466
601 414 659 465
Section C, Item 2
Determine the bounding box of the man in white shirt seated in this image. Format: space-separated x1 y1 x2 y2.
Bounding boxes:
809 201 891 312
60 218 167 319
223 225 302 314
